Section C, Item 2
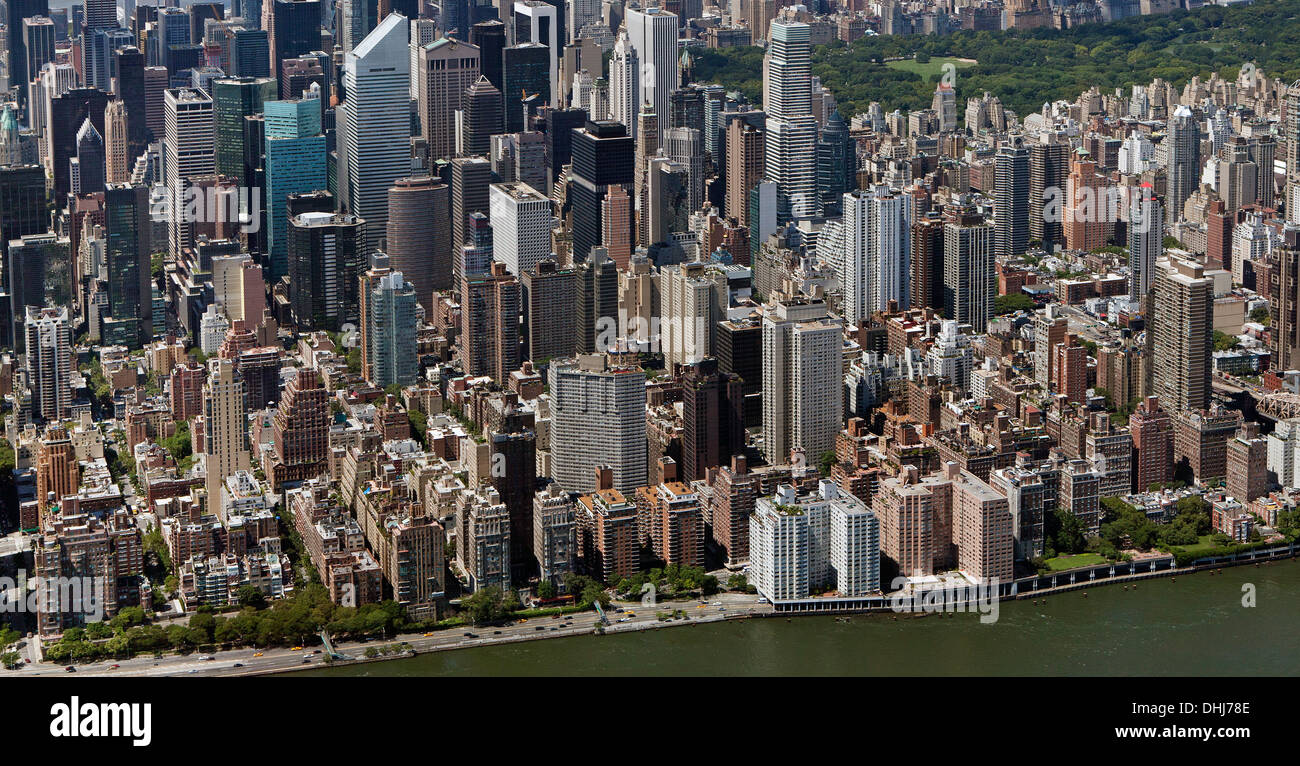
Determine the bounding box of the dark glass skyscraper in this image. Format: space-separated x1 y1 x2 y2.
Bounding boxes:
569 120 634 261
470 20 505 97
816 109 855 218
104 183 153 347
501 43 550 134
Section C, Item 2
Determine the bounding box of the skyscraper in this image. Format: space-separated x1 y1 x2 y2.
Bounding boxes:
387 176 452 311
271 0 323 86
1150 255 1212 413
764 17 811 122
664 126 705 214
461 75 503 157
211 77 276 185
7 0 50 112
943 204 994 332
816 109 855 217
264 97 327 280
341 12 410 257
417 37 480 163
569 120 634 261
461 261 521 380
103 183 152 347
501 43 550 134
823 186 911 327
761 298 844 465
1128 182 1163 301
361 262 420 387
104 100 130 184
1029 132 1068 252
163 87 215 258
24 306 72 423
287 211 366 330
451 155 493 250
549 355 648 494
520 259 577 362
726 118 765 227
680 357 744 484
489 181 552 277
512 0 560 107
1165 105 1200 225
607 31 638 137
993 138 1029 257
624 6 678 141
203 357 252 514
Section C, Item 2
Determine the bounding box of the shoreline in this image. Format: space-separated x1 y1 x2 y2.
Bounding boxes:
263 549 1300 678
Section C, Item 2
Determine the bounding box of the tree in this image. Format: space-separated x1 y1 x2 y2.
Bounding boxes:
0 652 20 669
994 292 1036 315
537 580 557 599
1212 330 1240 352
818 450 838 476
1050 508 1088 554
461 586 513 625
237 585 267 609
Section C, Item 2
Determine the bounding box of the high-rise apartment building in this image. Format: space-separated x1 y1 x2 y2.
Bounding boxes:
761 298 843 465
461 261 522 380
24 307 72 423
1150 255 1212 413
488 181 552 277
549 355 648 494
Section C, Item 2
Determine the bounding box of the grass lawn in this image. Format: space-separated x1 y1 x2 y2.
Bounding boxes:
1043 553 1108 572
1169 535 1221 557
884 56 978 79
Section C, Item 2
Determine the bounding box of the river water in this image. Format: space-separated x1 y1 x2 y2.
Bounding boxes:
297 558 1300 676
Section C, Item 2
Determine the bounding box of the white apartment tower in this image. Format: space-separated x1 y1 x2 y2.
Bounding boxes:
762 299 844 465
24 307 72 423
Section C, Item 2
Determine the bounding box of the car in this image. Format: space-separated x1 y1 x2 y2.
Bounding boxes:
253 652 264 657
463 632 474 637
711 602 722 606
232 663 244 668
64 666 76 672
552 615 561 619
423 632 436 637
517 618 528 624
290 646 304 651
618 617 631 623
109 664 120 669
549 627 557 632
198 655 214 661
493 630 502 635
186 669 198 674
301 658 311 664
534 626 545 631
312 650 322 655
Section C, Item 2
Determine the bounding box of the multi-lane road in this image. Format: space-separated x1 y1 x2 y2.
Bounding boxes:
7 592 772 677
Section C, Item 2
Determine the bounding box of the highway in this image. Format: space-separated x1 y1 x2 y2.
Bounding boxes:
8 592 772 677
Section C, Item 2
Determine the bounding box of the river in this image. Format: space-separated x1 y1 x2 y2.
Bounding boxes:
296 558 1300 676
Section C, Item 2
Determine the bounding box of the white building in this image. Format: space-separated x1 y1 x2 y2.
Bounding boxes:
927 319 974 389
624 6 678 142
823 186 911 326
749 481 880 602
761 299 844 465
607 30 639 138
1268 418 1300 490
340 13 411 257
488 181 552 277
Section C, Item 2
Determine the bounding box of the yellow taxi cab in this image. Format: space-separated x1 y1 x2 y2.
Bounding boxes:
290 646 304 651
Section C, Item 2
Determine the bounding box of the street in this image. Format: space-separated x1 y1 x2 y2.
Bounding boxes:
5 592 772 677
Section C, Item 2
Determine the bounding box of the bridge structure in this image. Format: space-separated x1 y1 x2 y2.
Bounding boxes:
1212 371 1300 421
